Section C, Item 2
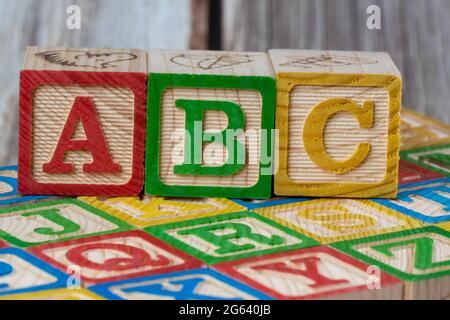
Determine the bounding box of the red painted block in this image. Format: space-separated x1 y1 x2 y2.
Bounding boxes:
28 230 203 284
0 240 8 248
398 160 444 185
214 246 402 300
18 47 147 196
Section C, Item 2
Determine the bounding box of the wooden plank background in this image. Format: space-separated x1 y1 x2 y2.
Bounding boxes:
1 0 449 165
223 0 450 125
0 0 191 164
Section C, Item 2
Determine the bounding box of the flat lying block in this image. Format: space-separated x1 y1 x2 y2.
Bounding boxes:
79 196 245 228
255 199 423 244
374 178 450 224
398 159 444 185
401 143 450 177
0 288 103 300
331 227 450 300
400 108 450 151
0 248 68 297
214 246 402 300
145 50 275 199
19 47 147 196
89 268 271 300
145 211 318 264
29 230 203 284
0 199 132 248
270 49 401 198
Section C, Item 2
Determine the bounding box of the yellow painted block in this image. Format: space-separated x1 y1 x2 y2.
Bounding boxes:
269 50 401 198
78 196 246 228
0 288 104 300
437 221 450 233
400 108 450 150
254 198 423 244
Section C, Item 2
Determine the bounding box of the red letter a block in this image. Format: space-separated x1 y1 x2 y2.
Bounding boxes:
18 47 147 196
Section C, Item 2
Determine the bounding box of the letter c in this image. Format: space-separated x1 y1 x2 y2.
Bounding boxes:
303 98 374 174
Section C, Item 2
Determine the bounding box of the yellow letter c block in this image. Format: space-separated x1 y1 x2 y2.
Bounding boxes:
303 98 374 174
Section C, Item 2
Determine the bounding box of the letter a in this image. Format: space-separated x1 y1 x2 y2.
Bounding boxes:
43 96 120 174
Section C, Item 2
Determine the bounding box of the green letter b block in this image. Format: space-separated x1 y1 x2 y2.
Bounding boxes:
145 50 275 198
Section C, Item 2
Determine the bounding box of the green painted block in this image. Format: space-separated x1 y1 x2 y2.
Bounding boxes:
331 226 450 281
401 143 450 177
145 51 276 199
0 198 133 247
145 211 319 264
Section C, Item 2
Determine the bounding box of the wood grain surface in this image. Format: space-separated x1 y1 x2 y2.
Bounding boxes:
223 0 450 124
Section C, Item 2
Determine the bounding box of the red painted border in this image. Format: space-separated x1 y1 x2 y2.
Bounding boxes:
0 240 8 248
18 70 146 196
398 159 444 185
27 230 203 284
214 246 400 300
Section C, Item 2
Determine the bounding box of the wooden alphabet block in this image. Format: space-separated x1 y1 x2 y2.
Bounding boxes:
373 178 450 224
254 199 423 244
0 248 68 297
269 49 401 198
400 143 450 177
398 159 444 185
0 165 51 206
18 47 147 196
145 50 276 199
145 211 318 264
89 268 271 300
214 246 402 300
0 199 132 248
400 108 450 151
78 196 245 228
0 288 104 300
331 227 450 300
28 230 203 284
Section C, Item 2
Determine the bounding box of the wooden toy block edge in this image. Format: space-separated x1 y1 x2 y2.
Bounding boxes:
274 73 401 198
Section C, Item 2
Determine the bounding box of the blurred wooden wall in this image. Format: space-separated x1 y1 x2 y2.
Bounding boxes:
223 0 450 125
0 0 449 165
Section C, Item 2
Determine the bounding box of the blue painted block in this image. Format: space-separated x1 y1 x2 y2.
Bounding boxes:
0 247 68 296
90 268 272 300
230 197 309 209
373 178 450 224
0 165 51 206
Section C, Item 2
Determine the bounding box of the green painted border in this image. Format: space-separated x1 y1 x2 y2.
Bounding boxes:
400 143 450 177
144 210 319 264
145 73 275 199
0 198 133 248
330 226 450 281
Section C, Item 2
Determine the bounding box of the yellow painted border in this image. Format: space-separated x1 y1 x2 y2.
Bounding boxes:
0 288 104 300
274 73 402 198
78 196 246 228
254 198 423 244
